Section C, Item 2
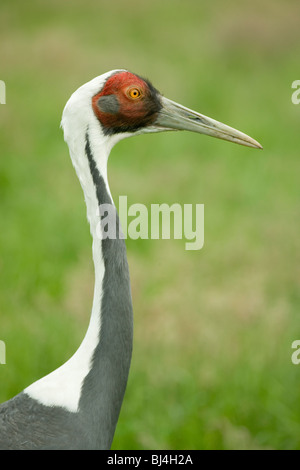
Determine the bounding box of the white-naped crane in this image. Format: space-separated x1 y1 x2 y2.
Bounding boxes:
0 70 262 449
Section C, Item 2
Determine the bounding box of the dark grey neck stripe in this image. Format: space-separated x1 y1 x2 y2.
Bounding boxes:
85 132 111 205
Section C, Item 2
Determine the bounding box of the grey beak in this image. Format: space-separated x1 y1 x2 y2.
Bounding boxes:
155 96 262 149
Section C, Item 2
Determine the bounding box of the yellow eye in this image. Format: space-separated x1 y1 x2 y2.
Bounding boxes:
128 87 142 99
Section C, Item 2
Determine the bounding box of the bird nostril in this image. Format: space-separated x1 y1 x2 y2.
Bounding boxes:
189 115 205 124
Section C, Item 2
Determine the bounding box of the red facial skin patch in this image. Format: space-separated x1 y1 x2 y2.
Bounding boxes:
92 72 162 134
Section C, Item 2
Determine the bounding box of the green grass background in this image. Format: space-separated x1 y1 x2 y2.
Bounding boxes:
0 0 299 449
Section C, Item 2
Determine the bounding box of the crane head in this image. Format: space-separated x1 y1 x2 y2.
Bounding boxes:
92 71 162 135
90 70 262 149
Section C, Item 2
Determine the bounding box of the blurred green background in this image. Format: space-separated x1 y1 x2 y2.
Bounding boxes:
0 0 299 450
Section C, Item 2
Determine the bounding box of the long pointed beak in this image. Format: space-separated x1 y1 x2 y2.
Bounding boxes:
154 96 262 149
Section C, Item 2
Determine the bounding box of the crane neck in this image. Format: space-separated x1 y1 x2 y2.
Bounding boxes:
78 131 133 448
25 126 133 449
